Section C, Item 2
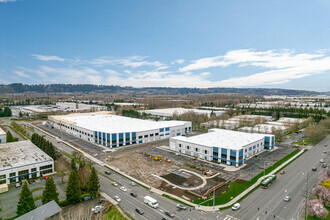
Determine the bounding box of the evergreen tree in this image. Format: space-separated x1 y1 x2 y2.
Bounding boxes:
66 170 81 204
6 130 14 142
19 111 23 117
88 167 100 197
17 181 36 216
42 177 59 204
71 158 77 171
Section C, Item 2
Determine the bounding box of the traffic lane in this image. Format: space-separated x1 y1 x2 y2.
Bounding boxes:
223 136 330 219
99 175 185 220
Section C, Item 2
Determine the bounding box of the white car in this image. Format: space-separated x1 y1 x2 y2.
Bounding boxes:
130 182 136 186
284 196 290 202
232 203 240 210
320 159 325 163
112 182 118 187
120 186 127 192
114 196 121 202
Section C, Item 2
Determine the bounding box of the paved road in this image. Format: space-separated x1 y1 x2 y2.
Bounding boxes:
222 135 330 220
32 123 229 220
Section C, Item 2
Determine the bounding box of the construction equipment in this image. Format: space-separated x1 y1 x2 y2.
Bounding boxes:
154 155 163 161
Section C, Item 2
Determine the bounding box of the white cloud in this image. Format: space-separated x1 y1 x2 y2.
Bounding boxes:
0 0 16 3
171 59 185 65
31 54 65 62
13 71 30 78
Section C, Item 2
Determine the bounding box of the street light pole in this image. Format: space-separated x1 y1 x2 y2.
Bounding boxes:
213 186 215 210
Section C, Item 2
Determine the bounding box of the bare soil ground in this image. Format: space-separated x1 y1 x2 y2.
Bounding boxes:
191 175 227 196
107 151 186 188
161 172 203 188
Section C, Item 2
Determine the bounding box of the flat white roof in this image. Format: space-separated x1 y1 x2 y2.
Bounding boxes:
171 128 270 150
0 140 53 171
0 127 5 135
140 108 225 117
51 112 191 133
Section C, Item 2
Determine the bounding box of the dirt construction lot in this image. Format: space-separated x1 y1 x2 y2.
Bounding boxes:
107 151 189 188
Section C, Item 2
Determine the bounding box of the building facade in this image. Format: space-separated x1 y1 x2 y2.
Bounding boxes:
170 129 275 167
49 112 192 148
0 141 54 185
0 127 6 144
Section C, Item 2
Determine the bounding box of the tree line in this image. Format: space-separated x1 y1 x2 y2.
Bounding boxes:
16 154 100 217
31 133 57 160
0 107 11 117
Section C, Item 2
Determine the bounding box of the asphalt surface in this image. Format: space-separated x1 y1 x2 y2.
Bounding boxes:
32 123 230 220
222 135 330 220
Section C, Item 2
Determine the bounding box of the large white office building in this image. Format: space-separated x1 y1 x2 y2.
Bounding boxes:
49 112 192 148
170 129 275 167
0 141 54 185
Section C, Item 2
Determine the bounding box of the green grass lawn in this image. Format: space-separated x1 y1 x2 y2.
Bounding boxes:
292 138 311 146
102 205 127 220
194 149 302 206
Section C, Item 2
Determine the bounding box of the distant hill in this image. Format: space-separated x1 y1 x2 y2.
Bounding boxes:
0 83 323 96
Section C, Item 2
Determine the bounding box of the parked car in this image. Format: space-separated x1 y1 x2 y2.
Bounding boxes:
284 196 291 202
135 207 144 215
312 167 317 171
162 217 170 220
322 163 327 168
164 210 175 218
105 171 111 175
320 159 325 163
99 198 106 203
232 203 240 210
15 183 21 188
325 144 328 147
129 182 136 186
120 186 127 192
112 182 118 187
176 203 187 210
114 196 121 202
130 192 137 197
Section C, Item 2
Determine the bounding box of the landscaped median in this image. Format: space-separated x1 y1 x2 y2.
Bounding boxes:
193 149 305 208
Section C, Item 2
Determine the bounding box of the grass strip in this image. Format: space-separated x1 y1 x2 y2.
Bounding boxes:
194 149 302 206
33 195 42 201
162 194 193 207
31 187 43 192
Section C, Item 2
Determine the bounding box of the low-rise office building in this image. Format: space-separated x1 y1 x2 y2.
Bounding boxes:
49 112 192 148
0 141 54 185
170 129 275 167
0 127 6 144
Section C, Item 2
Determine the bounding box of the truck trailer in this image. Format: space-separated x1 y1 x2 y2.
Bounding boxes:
261 175 277 188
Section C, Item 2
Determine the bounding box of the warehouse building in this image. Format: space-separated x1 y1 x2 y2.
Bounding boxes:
0 127 6 144
170 129 275 167
0 141 54 185
49 112 192 148
139 108 225 119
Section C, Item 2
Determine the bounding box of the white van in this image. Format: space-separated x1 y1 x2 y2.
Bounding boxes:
144 196 159 208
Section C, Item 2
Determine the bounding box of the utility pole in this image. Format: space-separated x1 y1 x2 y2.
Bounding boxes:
213 186 215 210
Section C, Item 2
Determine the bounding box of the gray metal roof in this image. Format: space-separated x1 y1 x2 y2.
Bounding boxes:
15 200 61 220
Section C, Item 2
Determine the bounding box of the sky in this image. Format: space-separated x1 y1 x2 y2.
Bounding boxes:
1 0 330 91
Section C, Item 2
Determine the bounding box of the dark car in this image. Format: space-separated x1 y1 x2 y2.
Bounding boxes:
130 192 137 197
176 203 187 210
105 171 111 175
312 167 317 171
164 210 175 218
322 163 327 168
162 217 170 220
135 208 144 215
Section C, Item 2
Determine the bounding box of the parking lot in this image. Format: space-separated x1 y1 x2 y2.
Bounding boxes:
0 175 67 219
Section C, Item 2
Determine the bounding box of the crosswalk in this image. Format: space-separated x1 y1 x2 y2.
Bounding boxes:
217 214 239 220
